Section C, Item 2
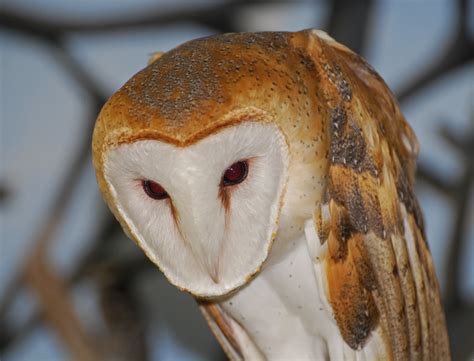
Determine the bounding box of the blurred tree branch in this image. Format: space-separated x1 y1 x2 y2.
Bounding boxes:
24 257 102 361
0 184 11 205
0 0 293 37
440 121 474 361
397 0 473 102
0 39 107 360
325 0 373 54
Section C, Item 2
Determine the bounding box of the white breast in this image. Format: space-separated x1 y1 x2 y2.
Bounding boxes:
219 221 387 360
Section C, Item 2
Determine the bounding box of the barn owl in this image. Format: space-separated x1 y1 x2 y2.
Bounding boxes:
92 30 451 360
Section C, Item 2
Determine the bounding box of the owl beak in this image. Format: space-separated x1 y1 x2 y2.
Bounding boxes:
207 263 220 284
172 193 225 285
184 221 222 285
192 224 223 284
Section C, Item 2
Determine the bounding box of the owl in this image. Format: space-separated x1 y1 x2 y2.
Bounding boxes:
92 30 451 360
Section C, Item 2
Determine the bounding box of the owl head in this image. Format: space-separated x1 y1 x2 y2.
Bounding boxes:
93 30 344 298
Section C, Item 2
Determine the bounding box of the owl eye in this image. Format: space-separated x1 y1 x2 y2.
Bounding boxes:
142 180 169 200
222 160 248 186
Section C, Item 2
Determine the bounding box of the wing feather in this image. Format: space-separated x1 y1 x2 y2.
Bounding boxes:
307 31 450 360
199 302 243 361
198 301 264 361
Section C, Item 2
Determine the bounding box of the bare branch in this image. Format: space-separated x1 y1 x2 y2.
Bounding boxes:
397 0 473 103
0 1 294 37
24 257 102 361
325 0 374 55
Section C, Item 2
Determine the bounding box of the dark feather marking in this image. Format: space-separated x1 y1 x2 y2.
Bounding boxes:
329 107 377 176
323 62 352 102
397 167 425 238
219 187 231 222
169 200 185 240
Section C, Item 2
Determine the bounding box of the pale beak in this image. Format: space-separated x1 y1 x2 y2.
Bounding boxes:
172 188 225 284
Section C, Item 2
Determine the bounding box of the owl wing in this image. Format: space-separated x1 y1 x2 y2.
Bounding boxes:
304 31 450 360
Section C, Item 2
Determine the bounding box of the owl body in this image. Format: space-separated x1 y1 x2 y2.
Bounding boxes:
93 30 450 360
219 229 386 360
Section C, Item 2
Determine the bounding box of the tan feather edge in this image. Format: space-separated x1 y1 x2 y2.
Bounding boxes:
147 51 165 65
198 302 243 361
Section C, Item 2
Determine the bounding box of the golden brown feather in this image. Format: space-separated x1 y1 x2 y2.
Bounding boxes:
308 32 450 360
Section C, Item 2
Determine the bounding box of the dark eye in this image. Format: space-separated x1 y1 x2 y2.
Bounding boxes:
222 160 248 186
142 180 169 200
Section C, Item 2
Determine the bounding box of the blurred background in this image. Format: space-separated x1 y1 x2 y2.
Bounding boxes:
0 0 473 360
